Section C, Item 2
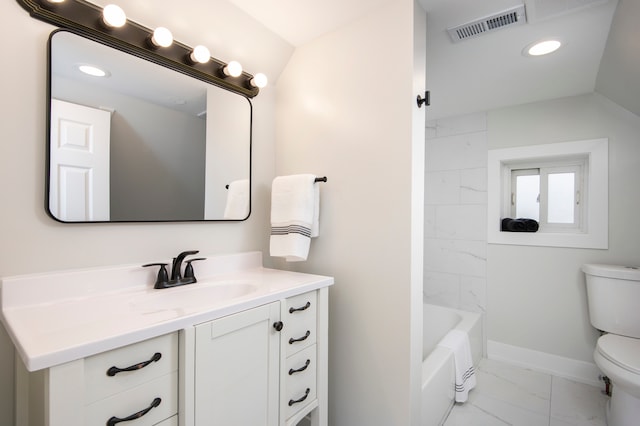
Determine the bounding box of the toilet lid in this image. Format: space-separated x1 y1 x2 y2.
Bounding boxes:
597 334 640 374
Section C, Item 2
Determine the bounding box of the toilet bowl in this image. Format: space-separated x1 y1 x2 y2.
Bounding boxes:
593 334 640 426
582 264 640 426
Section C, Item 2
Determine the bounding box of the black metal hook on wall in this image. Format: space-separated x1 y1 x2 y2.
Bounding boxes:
417 91 430 108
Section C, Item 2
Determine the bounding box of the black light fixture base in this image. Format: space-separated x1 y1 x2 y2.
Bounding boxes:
16 0 260 98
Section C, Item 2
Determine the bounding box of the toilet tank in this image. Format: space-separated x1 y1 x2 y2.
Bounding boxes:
582 264 640 338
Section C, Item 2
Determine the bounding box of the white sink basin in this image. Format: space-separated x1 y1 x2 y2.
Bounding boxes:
130 281 259 313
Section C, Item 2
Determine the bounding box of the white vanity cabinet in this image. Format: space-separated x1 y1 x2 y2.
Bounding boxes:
193 301 281 426
186 288 328 426
281 288 328 426
18 333 179 426
281 291 319 424
2 252 333 426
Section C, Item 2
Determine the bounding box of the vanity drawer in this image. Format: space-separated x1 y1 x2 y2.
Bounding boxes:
84 333 178 404
85 371 178 426
284 344 317 420
284 291 317 357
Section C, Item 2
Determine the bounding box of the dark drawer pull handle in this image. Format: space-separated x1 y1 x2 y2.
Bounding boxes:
289 301 311 313
288 388 310 406
289 359 311 375
289 330 311 344
106 352 162 376
106 397 161 426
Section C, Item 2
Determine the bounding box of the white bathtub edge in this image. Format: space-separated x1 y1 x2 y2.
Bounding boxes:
487 340 602 388
422 305 483 426
421 346 454 426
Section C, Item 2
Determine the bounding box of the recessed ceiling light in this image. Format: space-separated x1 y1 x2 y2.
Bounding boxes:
523 39 562 57
77 64 110 77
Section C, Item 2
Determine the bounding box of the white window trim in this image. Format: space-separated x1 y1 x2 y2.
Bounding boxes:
488 138 608 249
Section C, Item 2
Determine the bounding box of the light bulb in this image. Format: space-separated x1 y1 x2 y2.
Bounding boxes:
102 4 126 28
250 73 268 88
223 61 243 77
151 27 173 48
46 0 65 3
190 45 210 64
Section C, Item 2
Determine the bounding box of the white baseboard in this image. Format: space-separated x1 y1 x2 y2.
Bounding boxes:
487 340 603 388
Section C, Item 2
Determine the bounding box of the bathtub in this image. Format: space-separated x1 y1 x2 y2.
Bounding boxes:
421 304 483 426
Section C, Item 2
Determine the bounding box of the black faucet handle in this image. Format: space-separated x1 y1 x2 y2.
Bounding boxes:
184 258 206 280
142 263 169 289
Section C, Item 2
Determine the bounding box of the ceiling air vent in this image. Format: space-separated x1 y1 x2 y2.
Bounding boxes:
447 5 527 43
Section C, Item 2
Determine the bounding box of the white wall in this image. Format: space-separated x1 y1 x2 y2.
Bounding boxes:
0 1 289 424
275 1 425 424
487 93 640 365
596 0 640 117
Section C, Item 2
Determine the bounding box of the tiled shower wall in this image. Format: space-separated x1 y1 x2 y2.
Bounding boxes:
424 112 488 313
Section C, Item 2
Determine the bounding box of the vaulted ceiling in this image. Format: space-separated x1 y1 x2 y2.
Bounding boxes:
420 0 618 119
91 0 639 119
225 0 639 119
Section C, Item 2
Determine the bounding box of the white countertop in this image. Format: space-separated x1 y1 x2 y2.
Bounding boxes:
0 252 333 371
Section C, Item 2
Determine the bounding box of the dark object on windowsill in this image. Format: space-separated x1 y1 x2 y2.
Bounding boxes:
501 218 539 232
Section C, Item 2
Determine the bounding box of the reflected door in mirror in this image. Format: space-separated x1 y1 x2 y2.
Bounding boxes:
49 99 111 221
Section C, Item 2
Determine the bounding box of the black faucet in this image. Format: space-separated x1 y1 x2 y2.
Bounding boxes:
171 250 199 281
143 250 206 289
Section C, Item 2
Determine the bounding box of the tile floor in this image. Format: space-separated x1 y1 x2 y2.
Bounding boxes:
443 358 609 426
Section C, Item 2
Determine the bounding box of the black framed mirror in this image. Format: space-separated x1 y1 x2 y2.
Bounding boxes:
47 30 252 222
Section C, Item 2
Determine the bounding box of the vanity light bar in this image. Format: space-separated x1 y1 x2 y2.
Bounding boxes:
19 0 265 98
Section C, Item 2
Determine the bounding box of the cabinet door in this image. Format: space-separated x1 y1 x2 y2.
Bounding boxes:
194 302 280 426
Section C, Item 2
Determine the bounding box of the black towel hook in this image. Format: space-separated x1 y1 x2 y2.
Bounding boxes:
417 91 430 108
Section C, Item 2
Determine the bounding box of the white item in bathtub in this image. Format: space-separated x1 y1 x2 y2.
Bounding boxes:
437 329 476 402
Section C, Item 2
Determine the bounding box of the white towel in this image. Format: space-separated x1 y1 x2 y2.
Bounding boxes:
437 329 476 402
224 179 250 219
270 174 320 261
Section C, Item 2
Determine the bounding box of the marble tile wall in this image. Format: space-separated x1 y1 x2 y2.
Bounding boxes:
424 112 488 313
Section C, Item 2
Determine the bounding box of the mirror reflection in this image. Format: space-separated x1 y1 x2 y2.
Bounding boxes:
48 30 251 222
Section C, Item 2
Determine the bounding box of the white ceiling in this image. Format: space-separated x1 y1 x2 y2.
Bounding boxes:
225 0 639 120
225 0 395 47
88 0 638 120
421 0 618 119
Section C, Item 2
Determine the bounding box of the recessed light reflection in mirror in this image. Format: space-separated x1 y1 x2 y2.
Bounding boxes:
77 64 110 78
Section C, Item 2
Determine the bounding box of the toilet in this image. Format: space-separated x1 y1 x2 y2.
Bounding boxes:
582 264 640 426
